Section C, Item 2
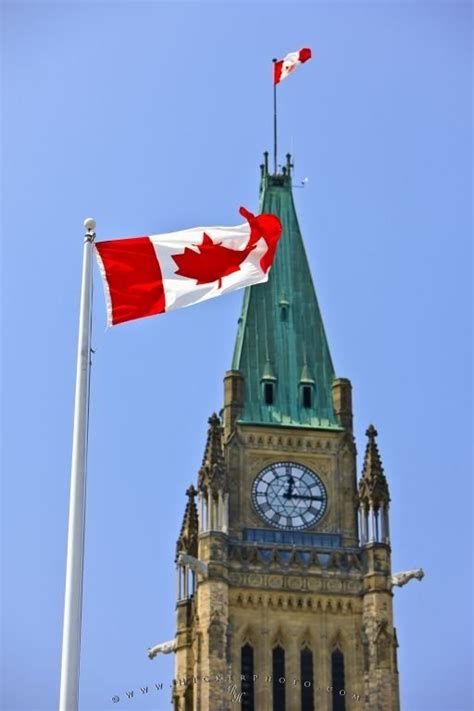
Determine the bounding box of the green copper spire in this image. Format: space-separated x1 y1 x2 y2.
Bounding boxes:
232 155 340 429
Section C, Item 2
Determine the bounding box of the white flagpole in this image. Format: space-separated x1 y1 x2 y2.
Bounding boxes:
59 217 96 711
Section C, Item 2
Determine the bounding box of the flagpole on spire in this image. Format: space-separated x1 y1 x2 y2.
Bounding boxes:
271 48 312 175
59 217 95 711
272 58 278 174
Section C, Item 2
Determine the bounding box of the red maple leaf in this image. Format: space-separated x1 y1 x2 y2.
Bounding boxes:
172 233 256 289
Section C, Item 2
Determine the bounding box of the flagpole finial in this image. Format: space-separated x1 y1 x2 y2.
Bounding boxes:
83 217 96 234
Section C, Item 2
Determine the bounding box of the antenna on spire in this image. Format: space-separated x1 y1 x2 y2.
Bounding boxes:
293 177 309 189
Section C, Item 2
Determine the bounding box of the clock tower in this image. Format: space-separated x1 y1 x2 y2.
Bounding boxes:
172 154 401 711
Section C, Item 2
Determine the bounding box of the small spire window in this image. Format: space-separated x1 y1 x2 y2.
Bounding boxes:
264 382 275 406
301 384 313 409
299 361 315 409
278 294 289 322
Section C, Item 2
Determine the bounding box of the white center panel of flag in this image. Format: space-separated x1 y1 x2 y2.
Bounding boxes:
150 223 268 312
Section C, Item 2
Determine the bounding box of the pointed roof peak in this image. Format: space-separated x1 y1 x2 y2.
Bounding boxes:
366 424 378 441
186 484 197 500
363 424 383 478
231 156 339 429
176 484 198 559
198 413 227 492
203 413 223 460
208 412 220 427
358 424 390 508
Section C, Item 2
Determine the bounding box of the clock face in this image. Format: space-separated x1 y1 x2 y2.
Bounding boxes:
251 462 327 530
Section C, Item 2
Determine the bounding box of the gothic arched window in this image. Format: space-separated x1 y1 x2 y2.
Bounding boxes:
300 646 314 710
272 645 286 711
241 643 254 710
331 648 346 711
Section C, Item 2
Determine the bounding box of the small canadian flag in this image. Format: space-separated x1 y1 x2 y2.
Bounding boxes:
274 47 312 84
95 207 282 326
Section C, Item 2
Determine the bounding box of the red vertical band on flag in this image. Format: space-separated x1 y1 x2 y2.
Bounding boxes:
299 47 312 63
273 60 284 85
95 237 166 325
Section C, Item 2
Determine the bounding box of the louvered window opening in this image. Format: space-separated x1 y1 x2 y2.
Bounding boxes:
272 646 286 711
331 649 346 711
241 644 255 711
300 647 314 710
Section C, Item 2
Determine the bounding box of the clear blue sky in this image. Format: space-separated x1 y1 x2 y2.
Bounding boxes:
1 2 472 710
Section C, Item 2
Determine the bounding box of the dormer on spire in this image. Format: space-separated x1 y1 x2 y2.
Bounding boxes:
197 414 229 534
299 357 316 410
261 358 277 407
299 362 315 384
358 425 391 545
261 358 277 381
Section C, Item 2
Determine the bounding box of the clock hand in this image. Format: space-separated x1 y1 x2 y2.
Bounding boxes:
283 474 295 499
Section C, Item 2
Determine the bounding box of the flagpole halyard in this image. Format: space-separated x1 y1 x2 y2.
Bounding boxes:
59 218 95 711
272 58 277 174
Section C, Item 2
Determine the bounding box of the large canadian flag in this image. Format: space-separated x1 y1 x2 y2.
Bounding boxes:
95 207 282 326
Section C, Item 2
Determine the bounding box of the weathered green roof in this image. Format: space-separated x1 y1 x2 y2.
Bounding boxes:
232 161 340 429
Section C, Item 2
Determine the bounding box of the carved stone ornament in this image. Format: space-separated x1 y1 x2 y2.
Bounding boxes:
390 568 424 588
208 611 225 659
177 552 209 578
148 639 177 659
